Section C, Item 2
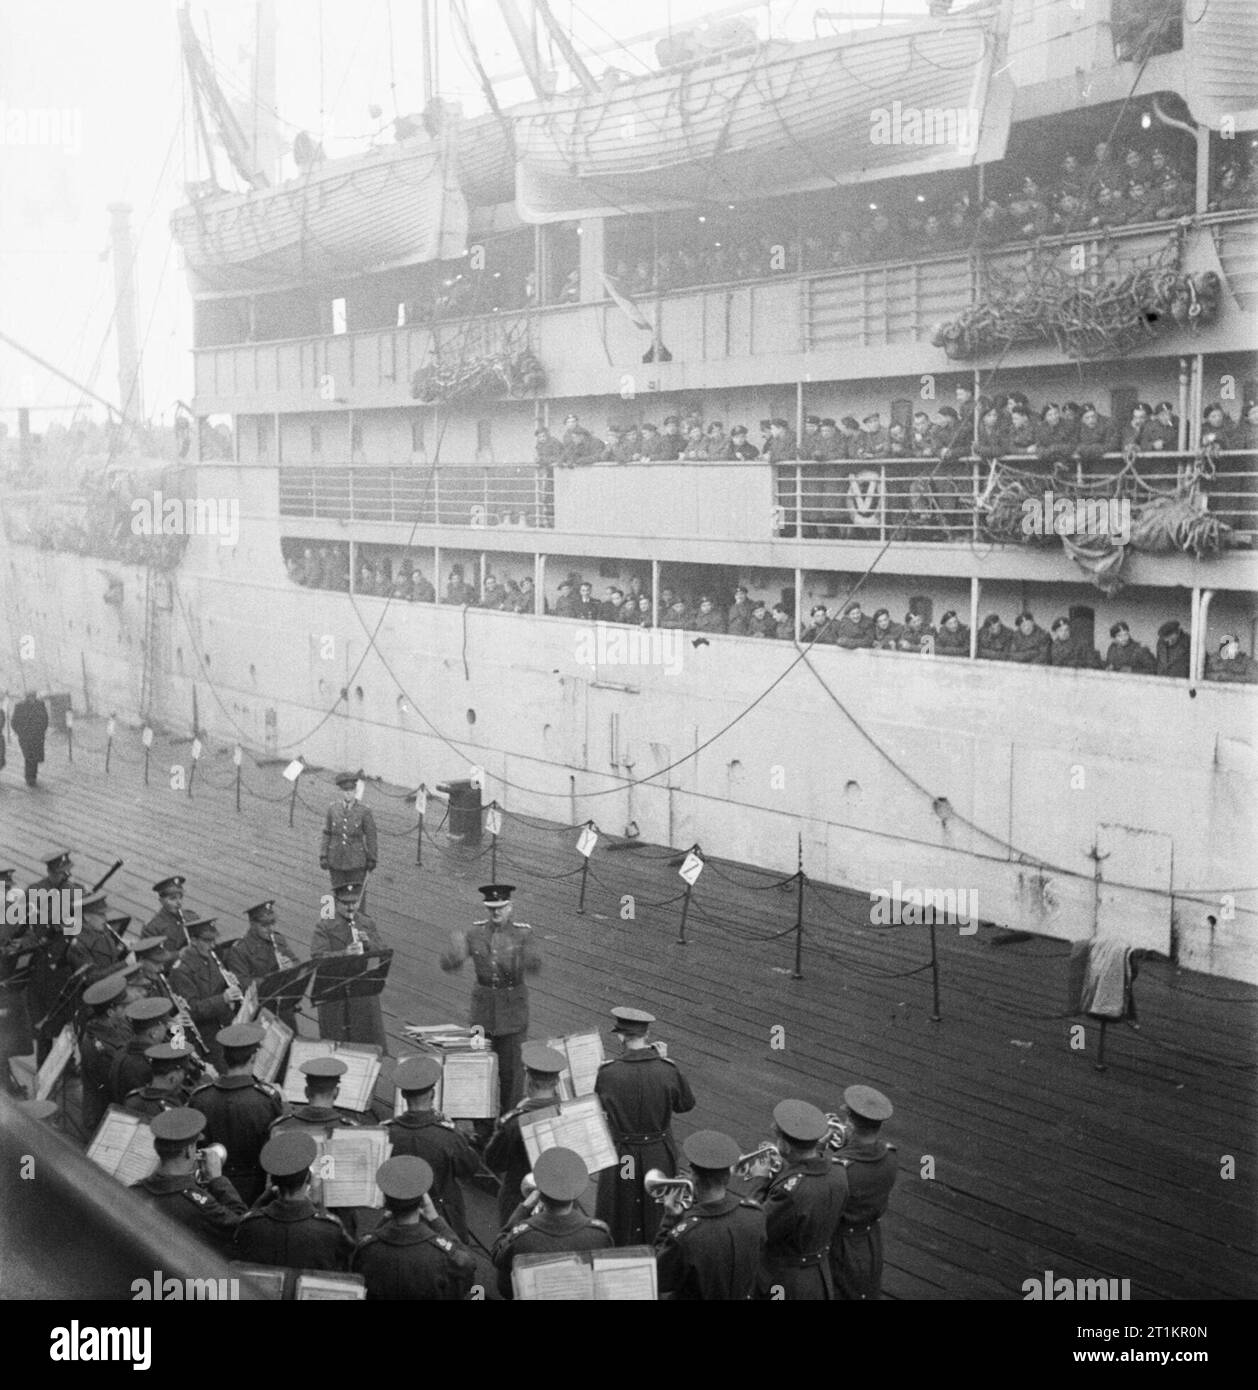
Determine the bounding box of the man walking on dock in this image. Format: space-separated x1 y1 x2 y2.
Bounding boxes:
11 691 49 787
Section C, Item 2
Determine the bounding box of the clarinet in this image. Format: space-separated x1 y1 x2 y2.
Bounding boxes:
155 972 211 1071
174 905 190 949
268 931 297 971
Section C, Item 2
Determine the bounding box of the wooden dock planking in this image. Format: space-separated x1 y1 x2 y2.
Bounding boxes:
2 720 1256 1300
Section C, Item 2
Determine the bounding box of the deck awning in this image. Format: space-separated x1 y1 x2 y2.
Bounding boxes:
171 138 469 293
513 9 1013 223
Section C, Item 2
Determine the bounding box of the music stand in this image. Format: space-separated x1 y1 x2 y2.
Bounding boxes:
309 948 393 1009
255 959 319 1018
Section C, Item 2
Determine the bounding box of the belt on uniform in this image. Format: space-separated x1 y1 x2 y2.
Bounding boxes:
767 1248 830 1269
618 1131 667 1145
838 1219 879 1237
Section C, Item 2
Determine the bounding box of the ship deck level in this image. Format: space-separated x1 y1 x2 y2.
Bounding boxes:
3 717 1255 1301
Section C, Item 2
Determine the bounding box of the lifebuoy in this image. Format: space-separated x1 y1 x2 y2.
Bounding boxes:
847 469 882 528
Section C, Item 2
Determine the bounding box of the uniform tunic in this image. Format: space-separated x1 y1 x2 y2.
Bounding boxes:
129 1172 248 1251
831 1140 898 1300
78 1016 130 1133
492 1205 613 1299
385 1111 479 1239
225 927 301 1029
234 1194 354 1274
757 1156 849 1300
351 1215 477 1300
594 1048 696 1246
484 1096 560 1228
445 919 541 1113
655 1193 766 1301
169 947 236 1034
190 1073 286 1206
142 905 189 951
109 1036 156 1104
320 799 378 888
309 908 388 1050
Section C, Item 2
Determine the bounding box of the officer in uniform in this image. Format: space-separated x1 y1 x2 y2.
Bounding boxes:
755 1099 848 1300
169 917 243 1067
76 972 133 1132
320 771 378 899
108 996 174 1103
310 883 387 1050
484 1042 566 1227
234 1131 354 1281
142 875 190 950
439 884 541 1117
351 1156 478 1300
226 899 301 1030
595 1006 696 1246
654 1130 766 1300
270 1056 358 1138
387 1056 479 1240
492 1147 612 1300
190 1022 285 1205
123 1041 192 1118
831 1084 898 1300
129 1107 248 1251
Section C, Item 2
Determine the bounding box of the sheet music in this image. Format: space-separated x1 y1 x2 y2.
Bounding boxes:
512 1252 596 1301
440 1049 498 1118
294 1273 367 1300
392 1055 443 1118
521 1095 618 1173
545 1037 576 1101
87 1107 159 1185
403 1024 479 1049
35 1024 76 1100
592 1249 658 1300
320 1128 391 1208
282 1039 381 1111
253 1009 294 1085
562 1031 605 1097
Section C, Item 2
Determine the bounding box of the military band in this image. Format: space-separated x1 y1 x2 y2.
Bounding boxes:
2 846 901 1302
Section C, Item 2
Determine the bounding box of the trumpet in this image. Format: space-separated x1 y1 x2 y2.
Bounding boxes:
734 1143 784 1181
644 1169 695 1210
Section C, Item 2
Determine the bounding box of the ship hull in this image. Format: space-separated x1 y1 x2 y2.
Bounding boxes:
3 536 1254 984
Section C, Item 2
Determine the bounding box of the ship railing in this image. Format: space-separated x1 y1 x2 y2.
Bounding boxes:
772 450 1258 545
277 464 556 529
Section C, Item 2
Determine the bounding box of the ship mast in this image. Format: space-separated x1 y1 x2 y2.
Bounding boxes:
107 204 144 422
177 3 269 190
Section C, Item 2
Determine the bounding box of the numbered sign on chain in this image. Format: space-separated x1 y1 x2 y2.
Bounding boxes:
65 709 74 729
190 738 203 761
678 851 704 886
141 727 154 748
416 786 429 817
576 825 598 858
485 805 503 836
233 745 243 767
107 717 117 739
282 759 304 782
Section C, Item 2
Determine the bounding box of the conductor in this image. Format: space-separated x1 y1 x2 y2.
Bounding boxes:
439 885 541 1116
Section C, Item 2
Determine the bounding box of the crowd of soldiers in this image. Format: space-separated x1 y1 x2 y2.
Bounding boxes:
605 141 1254 298
4 821 898 1299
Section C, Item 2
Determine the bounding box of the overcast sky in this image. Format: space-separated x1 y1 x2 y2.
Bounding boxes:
0 0 924 433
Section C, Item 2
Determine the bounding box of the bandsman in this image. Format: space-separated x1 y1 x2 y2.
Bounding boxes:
440 884 541 1117
190 1023 285 1205
831 1085 898 1300
655 1130 766 1301
484 1042 566 1227
108 996 174 1103
234 1131 354 1280
595 1006 695 1246
226 899 301 1030
351 1156 478 1300
270 1057 358 1138
128 936 179 997
76 972 133 1132
129 1107 247 1251
169 917 243 1065
310 883 387 1050
387 1056 479 1240
142 876 190 950
492 1147 612 1300
755 1099 848 1300
123 1042 192 1118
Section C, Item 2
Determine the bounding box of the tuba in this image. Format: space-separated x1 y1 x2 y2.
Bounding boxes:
644 1169 695 1210
824 1112 853 1154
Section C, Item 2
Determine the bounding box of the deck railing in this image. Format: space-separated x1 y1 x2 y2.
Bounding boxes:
277 452 1258 544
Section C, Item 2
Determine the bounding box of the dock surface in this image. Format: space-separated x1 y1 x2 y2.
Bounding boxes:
3 718 1255 1300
